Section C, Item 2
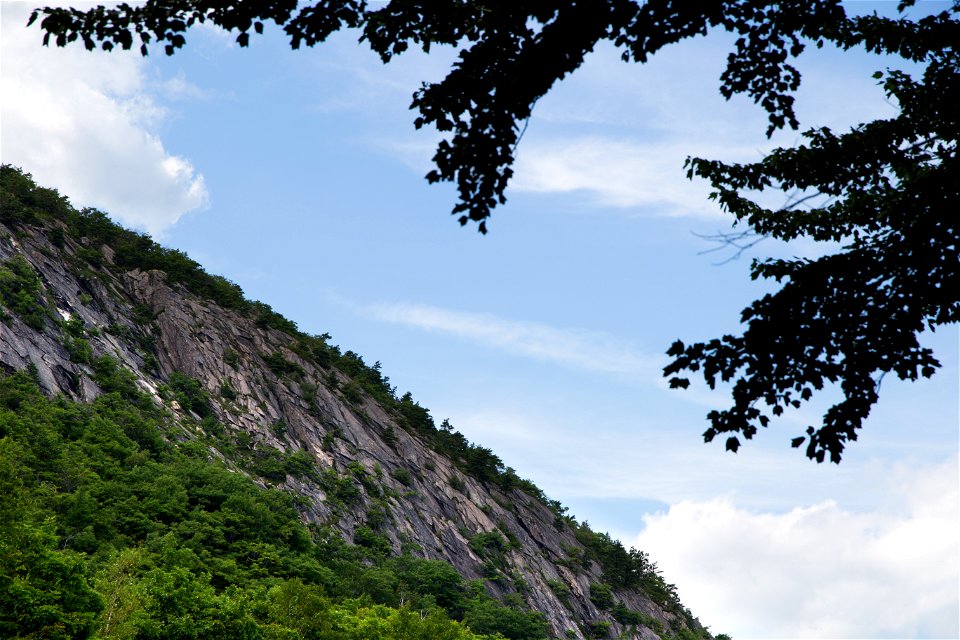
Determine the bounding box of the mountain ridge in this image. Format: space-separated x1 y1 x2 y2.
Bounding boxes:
0 165 714 640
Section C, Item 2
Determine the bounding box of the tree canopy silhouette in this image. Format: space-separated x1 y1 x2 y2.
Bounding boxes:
30 0 959 462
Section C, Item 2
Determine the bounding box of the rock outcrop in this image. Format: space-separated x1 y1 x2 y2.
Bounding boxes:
0 208 708 640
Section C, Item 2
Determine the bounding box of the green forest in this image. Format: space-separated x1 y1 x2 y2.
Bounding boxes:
0 368 548 639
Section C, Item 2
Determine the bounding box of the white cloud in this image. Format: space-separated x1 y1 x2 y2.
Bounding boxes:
512 136 738 217
367 301 662 379
158 71 216 102
502 30 903 219
633 456 960 639
0 2 207 236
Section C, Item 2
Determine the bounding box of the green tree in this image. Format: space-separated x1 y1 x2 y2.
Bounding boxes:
588 583 613 610
266 579 333 639
28 1 958 461
0 440 103 639
94 548 148 640
388 556 465 613
135 567 265 639
0 255 48 330
0 522 104 639
461 592 549 640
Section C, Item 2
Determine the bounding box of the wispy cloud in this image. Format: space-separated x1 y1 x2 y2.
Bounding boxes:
501 33 899 219
446 406 869 508
300 33 458 115
633 455 960 639
1 3 208 237
367 301 662 379
512 137 741 217
158 71 218 102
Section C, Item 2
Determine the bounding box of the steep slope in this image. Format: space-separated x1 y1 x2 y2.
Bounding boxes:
0 166 712 640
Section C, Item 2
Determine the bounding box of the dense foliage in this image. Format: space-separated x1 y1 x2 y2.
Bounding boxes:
0 370 553 639
26 0 850 228
25 1 959 462
666 18 959 461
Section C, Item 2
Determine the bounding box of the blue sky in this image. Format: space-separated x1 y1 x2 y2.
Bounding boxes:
2 2 958 637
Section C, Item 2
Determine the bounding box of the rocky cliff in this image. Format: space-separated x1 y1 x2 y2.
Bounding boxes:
0 166 710 640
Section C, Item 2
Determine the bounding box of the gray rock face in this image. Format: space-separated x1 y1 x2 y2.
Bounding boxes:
0 220 708 640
